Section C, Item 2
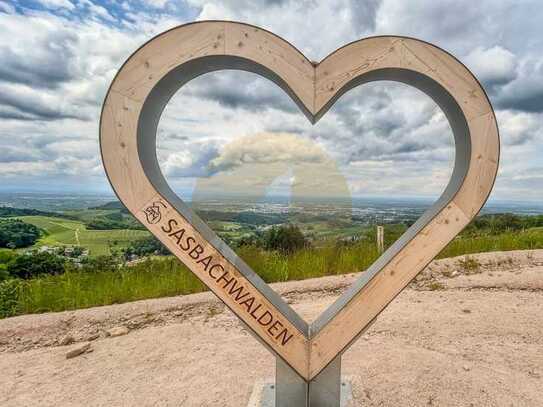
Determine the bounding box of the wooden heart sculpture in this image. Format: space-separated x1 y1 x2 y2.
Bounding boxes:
100 21 499 381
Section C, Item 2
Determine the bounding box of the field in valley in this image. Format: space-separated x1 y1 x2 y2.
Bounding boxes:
17 215 149 256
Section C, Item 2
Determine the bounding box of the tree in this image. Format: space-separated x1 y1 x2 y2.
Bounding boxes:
462 213 536 236
0 219 40 248
263 224 309 254
123 236 170 260
7 252 65 279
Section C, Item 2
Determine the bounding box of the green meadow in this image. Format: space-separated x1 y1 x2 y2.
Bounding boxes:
17 216 149 256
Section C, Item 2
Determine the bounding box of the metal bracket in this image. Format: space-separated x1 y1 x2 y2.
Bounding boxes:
249 356 353 407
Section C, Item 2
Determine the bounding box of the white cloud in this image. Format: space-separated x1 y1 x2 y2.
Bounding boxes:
497 110 542 146
0 0 543 201
0 1 15 13
209 132 329 172
80 0 116 22
36 0 75 10
0 9 155 188
192 132 351 201
144 0 170 8
465 46 517 86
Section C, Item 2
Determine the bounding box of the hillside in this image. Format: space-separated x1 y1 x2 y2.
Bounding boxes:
0 206 70 219
0 250 542 406
17 215 148 256
89 201 127 211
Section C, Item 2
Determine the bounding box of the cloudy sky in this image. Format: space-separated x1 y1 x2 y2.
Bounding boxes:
0 0 542 202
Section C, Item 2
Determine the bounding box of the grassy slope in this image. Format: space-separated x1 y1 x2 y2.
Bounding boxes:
10 226 543 316
17 216 149 256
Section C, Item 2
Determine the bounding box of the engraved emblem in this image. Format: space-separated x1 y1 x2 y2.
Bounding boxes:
143 200 166 224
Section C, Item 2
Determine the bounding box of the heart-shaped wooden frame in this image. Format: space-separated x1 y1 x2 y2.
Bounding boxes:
100 21 499 381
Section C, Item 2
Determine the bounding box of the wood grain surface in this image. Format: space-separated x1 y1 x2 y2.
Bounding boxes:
100 21 499 381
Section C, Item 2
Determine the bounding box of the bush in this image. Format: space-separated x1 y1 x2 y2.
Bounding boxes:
237 234 262 248
0 219 40 248
0 249 17 264
0 250 17 281
0 279 22 318
7 252 65 279
462 213 543 236
263 224 309 254
123 236 169 259
0 267 9 282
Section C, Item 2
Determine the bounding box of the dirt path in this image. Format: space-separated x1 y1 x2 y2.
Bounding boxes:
1 250 542 406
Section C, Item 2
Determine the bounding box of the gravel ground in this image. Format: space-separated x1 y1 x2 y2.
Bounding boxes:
1 250 542 406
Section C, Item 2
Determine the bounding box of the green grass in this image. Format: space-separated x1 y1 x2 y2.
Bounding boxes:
17 215 149 256
438 228 543 258
16 258 205 314
10 241 379 315
4 226 543 318
236 241 380 282
77 229 149 255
